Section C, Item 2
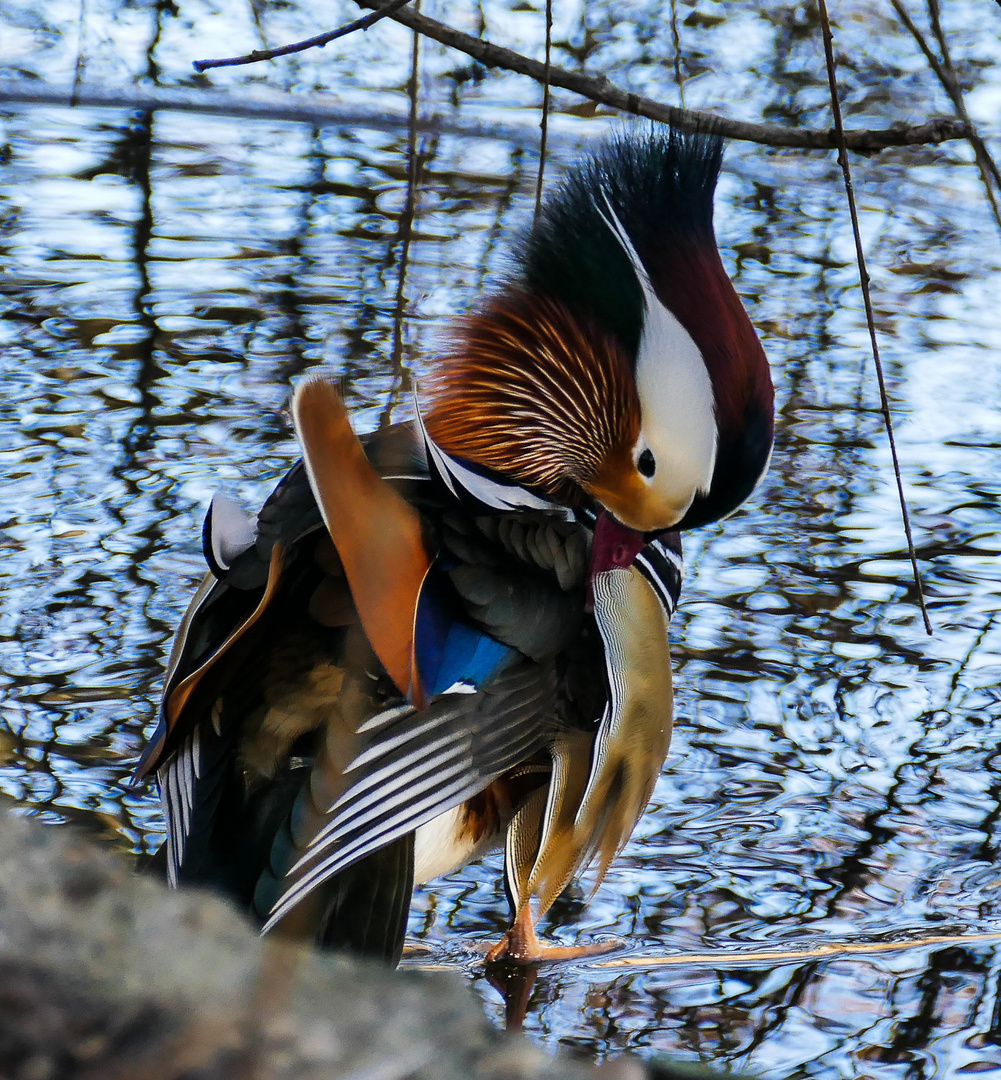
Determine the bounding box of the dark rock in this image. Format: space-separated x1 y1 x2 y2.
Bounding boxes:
0 809 655 1080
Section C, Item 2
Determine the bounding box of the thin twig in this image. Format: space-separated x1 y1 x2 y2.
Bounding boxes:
817 0 932 636
394 12 421 367
383 4 423 428
533 0 553 226
192 0 413 72
670 0 685 109
924 0 1001 228
889 0 1001 236
246 0 272 56
591 929 1001 970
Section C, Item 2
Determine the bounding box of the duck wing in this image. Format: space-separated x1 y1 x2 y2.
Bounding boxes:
136 398 437 890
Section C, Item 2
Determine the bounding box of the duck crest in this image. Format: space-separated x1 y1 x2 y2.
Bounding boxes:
522 125 722 361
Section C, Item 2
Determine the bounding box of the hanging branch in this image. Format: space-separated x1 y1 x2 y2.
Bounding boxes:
383 3 424 427
533 0 553 225
889 0 1001 236
817 0 933 636
192 0 413 71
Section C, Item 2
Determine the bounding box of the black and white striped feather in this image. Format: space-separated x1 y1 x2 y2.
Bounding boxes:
634 532 683 620
260 657 555 932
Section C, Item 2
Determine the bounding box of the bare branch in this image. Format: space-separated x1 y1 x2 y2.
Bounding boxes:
351 0 969 152
817 0 933 636
192 0 413 72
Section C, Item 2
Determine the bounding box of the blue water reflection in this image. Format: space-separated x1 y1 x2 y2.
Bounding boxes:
3 0 1001 1074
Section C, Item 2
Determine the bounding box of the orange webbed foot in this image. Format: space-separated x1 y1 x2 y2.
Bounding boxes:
484 904 623 966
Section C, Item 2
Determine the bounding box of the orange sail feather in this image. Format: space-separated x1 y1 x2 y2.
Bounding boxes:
292 375 432 709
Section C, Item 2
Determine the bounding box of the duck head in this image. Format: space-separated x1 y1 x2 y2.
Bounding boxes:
422 127 774 546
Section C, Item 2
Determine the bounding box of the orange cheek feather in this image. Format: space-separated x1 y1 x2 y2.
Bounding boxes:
585 451 689 533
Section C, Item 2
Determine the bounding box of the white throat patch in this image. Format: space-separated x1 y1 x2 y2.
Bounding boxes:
597 197 718 514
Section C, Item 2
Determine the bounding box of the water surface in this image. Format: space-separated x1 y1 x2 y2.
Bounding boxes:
2 1 1001 1075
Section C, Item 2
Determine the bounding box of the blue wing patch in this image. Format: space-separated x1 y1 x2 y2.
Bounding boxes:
413 564 513 699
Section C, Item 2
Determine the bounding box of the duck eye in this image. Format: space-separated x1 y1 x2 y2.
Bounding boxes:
637 448 656 478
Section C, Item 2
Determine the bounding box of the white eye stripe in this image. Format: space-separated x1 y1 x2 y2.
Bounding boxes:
595 193 651 298
595 193 718 508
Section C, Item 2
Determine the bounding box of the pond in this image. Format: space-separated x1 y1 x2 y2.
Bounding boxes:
3 0 1001 1075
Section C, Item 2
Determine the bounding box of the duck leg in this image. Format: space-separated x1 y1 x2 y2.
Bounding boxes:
484 903 620 965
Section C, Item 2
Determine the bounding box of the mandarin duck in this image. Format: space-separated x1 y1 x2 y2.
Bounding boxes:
136 127 773 966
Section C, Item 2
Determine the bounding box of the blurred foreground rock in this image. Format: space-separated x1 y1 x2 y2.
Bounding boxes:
0 809 723 1080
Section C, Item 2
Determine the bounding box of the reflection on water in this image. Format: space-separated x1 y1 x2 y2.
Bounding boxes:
3 0 1001 1075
